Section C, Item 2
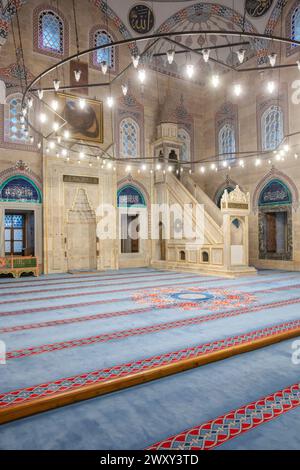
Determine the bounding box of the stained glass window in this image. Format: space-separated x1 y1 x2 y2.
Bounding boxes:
291 6 300 45
178 128 191 162
39 10 63 54
5 95 30 144
261 105 283 151
94 30 114 68
218 123 236 160
120 118 139 158
4 214 25 255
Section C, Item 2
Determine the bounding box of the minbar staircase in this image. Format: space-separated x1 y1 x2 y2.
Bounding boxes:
151 171 256 278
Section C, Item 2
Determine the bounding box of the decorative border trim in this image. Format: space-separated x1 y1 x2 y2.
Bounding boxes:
0 320 299 425
148 381 300 450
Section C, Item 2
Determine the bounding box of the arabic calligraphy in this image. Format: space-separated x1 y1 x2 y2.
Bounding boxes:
245 0 274 18
129 4 154 34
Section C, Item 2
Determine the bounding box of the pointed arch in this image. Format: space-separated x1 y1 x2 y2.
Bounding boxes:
253 168 299 212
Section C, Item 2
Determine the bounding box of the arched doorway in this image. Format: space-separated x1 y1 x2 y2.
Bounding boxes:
0 175 42 258
117 184 147 254
258 179 293 260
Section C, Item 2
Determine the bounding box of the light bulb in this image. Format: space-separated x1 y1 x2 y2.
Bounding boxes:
132 55 140 69
49 141 55 149
156 163 161 170
141 164 147 171
210 163 216 170
37 142 42 149
200 166 205 173
295 153 298 159
138 68 146 84
53 121 59 132
167 49 175 65
121 84 128 96
53 79 60 92
37 89 44 100
202 49 210 63
255 158 261 166
79 98 86 109
269 53 277 67
126 165 131 172
57 136 62 144
30 136 34 144
62 149 68 157
107 162 112 169
106 96 114 108
74 69 81 82
283 144 289 152
46 147 50 154
236 49 246 64
222 160 228 168
211 74 220 88
64 130 70 139
168 165 173 172
234 83 242 97
51 99 59 111
186 63 194 78
267 80 276 94
39 113 47 123
101 61 108 75
297 61 300 71
79 151 85 159
239 159 244 167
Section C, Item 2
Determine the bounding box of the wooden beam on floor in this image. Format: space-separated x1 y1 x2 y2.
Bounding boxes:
0 327 299 426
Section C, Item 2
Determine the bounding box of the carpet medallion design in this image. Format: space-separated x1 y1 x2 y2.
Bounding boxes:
133 287 256 311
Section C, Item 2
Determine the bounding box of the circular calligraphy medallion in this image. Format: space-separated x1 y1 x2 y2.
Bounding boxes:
245 0 274 18
129 4 155 34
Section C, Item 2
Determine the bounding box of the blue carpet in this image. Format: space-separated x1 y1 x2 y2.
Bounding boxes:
0 338 299 450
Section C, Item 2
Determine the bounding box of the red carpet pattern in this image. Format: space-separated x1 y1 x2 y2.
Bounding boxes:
1 320 299 409
6 296 300 361
148 383 300 450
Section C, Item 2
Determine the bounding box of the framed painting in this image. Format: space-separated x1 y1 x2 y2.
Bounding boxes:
57 93 103 143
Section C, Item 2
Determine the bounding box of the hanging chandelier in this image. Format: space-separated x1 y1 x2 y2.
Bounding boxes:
21 27 300 173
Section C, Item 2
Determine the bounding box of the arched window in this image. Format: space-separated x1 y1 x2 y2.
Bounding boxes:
38 10 64 54
178 128 191 162
261 105 284 151
120 118 140 158
291 5 300 43
94 30 114 69
286 2 300 55
218 123 236 160
4 94 30 144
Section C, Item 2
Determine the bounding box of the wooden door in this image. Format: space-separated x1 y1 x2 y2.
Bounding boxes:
266 213 276 253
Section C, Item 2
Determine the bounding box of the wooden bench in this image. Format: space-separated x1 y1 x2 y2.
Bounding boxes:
0 256 39 278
